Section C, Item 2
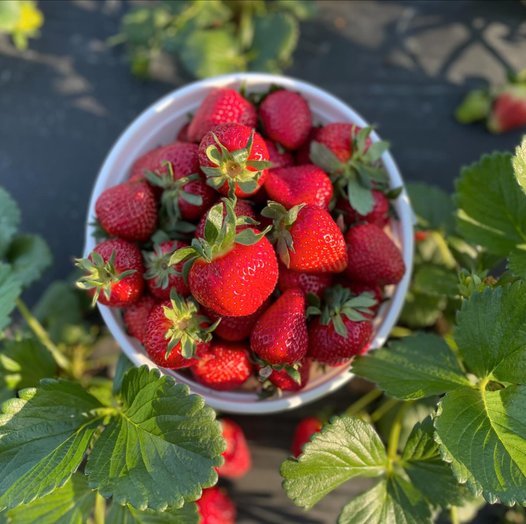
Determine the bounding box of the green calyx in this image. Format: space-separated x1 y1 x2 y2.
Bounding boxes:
310 126 390 216
143 243 178 290
75 251 135 306
307 285 377 338
162 290 220 359
169 196 270 279
254 355 302 386
200 131 272 195
261 201 305 268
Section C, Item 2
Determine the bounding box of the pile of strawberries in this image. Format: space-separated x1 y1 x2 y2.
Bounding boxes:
77 85 405 395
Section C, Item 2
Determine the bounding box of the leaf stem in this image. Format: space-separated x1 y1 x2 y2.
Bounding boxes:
370 398 399 423
344 388 383 417
15 297 70 372
94 492 106 524
430 231 457 268
449 505 460 524
387 401 412 465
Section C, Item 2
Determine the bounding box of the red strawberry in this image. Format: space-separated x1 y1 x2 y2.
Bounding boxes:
265 139 294 168
144 294 216 369
263 202 347 273
348 281 383 317
314 123 369 163
205 299 269 342
172 199 278 317
199 123 270 197
265 164 333 209
141 141 217 223
188 87 257 143
259 90 312 150
76 239 144 307
122 295 156 344
197 487 236 524
191 342 253 391
292 417 323 457
217 419 252 479
195 199 257 239
345 223 405 286
336 190 389 228
278 266 333 298
251 289 308 365
487 86 526 133
144 240 190 299
415 230 429 243
265 358 311 392
308 285 375 365
129 145 164 181
95 181 157 242
295 127 318 164
176 122 190 142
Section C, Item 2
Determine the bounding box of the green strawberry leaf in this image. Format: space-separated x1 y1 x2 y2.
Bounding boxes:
456 152 526 257
401 417 464 507
179 28 246 79
309 141 344 173
455 281 526 383
106 501 199 524
412 264 458 298
6 473 96 524
112 353 134 396
6 234 52 287
281 416 386 510
0 264 22 332
346 176 374 215
434 385 526 506
0 338 56 393
337 476 432 524
0 187 20 257
249 12 298 72
0 379 103 510
512 136 526 195
399 290 447 328
407 182 455 234
274 0 317 20
507 250 526 279
351 333 470 399
87 366 224 511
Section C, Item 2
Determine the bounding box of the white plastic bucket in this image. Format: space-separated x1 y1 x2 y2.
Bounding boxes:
84 73 414 414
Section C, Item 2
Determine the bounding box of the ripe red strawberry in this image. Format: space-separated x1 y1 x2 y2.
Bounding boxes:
348 281 383 317
345 223 405 286
217 419 252 479
295 126 318 164
176 122 190 142
199 123 270 197
76 239 144 307
191 342 253 391
259 90 312 150
122 295 156 344
278 266 333 298
251 289 308 365
308 285 375 365
336 190 390 228
264 357 311 392
172 199 278 317
144 294 217 369
197 487 236 524
265 164 333 209
292 417 323 457
140 141 217 223
95 181 157 242
314 123 369 163
487 86 526 133
265 139 294 168
204 299 269 342
188 87 257 142
129 145 164 181
144 240 190 299
263 202 347 273
195 199 257 239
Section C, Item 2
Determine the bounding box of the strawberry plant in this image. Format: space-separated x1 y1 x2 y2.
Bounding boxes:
280 136 526 523
112 0 315 80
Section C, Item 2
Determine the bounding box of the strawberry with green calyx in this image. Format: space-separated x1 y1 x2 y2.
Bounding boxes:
251 288 308 366
307 285 375 365
76 238 144 307
487 85 526 133
191 341 253 391
198 123 271 197
170 197 278 317
264 164 333 209
262 201 347 273
335 189 390 228
95 180 158 242
123 295 156 344
194 199 257 239
143 240 190 300
310 124 390 216
257 357 311 393
144 291 219 369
